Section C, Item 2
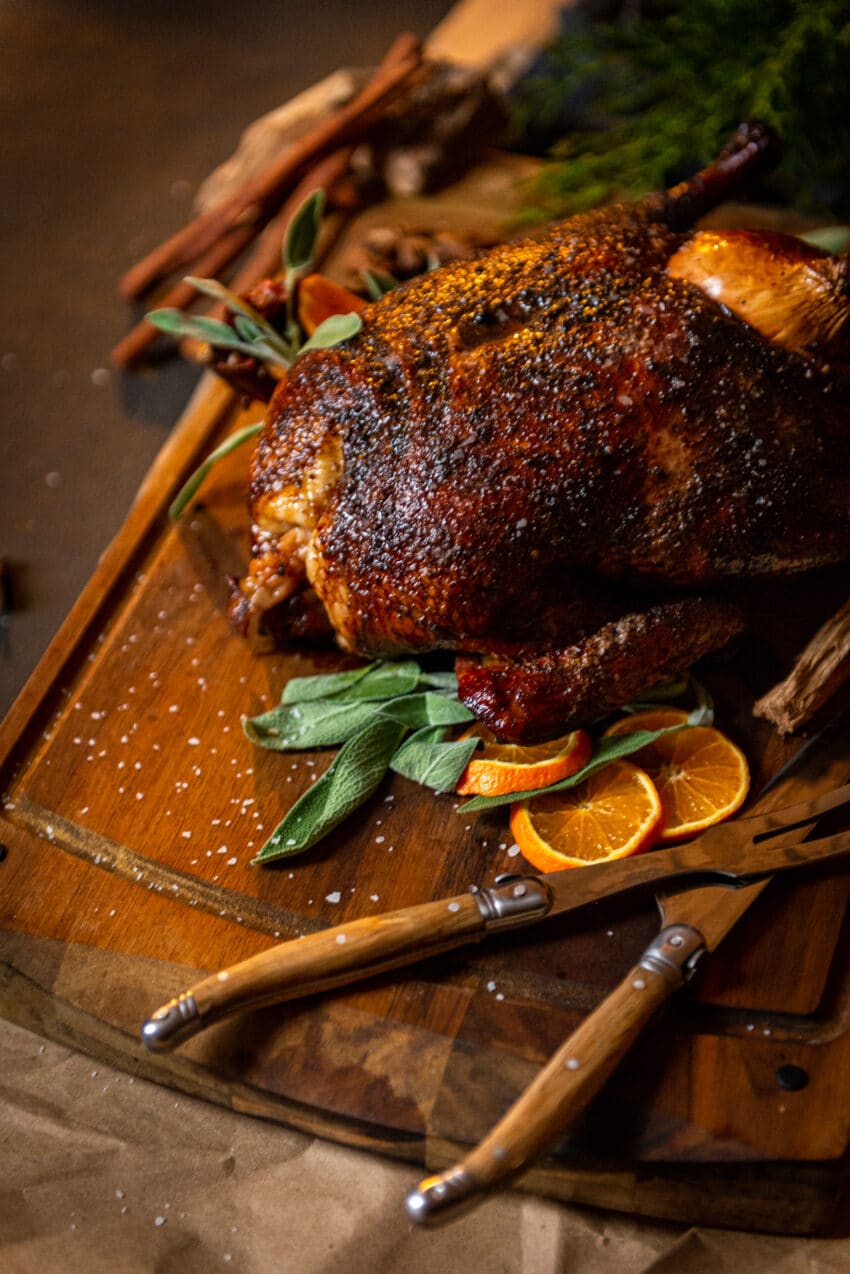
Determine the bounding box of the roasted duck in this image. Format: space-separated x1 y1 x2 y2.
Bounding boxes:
232 122 850 740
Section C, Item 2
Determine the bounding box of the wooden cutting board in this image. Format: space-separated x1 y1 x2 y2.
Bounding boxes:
3 170 850 1236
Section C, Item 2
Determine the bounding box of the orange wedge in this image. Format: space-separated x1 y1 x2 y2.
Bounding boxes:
455 725 592 797
609 724 749 842
509 760 664 872
296 274 366 336
603 707 690 736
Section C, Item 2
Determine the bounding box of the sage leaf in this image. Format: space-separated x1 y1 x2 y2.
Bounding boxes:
283 189 325 277
378 691 473 729
622 677 690 709
183 276 294 362
169 422 263 520
234 314 263 342
420 669 459 695
621 674 713 723
799 226 850 254
244 697 382 750
281 659 424 705
361 268 398 299
461 724 687 812
336 660 424 702
281 662 379 705
280 660 458 706
184 276 265 319
391 725 479 792
253 716 406 862
146 308 255 353
299 312 363 354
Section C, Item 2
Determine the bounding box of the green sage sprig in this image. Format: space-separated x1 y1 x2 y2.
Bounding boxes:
245 659 714 862
148 191 333 371
361 268 399 300
168 421 263 520
158 191 367 520
247 660 478 864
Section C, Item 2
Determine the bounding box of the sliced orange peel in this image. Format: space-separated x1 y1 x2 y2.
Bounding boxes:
455 724 592 797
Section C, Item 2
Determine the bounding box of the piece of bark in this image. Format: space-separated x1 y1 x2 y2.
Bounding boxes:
194 70 366 214
754 599 850 733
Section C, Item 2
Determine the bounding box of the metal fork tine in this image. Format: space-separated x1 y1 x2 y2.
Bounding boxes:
696 782 850 853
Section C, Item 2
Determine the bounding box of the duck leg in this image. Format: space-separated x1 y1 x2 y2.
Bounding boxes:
456 596 745 743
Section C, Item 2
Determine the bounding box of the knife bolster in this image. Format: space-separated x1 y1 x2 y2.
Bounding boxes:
639 924 706 988
474 876 552 931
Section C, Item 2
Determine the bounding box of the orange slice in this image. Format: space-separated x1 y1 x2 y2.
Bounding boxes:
612 724 749 842
603 707 690 736
455 724 592 797
509 760 664 872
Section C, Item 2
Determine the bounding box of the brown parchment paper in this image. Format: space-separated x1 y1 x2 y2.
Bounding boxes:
3 1020 850 1274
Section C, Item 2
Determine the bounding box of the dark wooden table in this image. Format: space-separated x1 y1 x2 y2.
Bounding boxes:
0 0 454 718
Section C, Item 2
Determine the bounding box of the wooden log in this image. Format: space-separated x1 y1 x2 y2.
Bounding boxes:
754 599 850 733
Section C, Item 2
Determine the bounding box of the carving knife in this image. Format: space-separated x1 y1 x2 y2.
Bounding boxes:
142 779 850 1052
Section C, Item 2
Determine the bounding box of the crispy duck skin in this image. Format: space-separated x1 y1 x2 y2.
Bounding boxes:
236 122 850 740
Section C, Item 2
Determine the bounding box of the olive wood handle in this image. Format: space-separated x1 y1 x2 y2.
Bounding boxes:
141 876 551 1051
406 922 706 1226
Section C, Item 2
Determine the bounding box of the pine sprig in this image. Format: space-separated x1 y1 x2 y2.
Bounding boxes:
513 0 850 220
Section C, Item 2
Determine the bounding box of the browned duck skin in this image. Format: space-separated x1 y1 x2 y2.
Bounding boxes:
235 121 850 740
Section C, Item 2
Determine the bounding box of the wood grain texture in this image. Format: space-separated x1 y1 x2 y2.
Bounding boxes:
3 166 850 1234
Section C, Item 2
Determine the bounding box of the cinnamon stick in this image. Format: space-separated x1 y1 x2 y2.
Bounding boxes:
113 147 354 370
119 33 422 301
213 146 355 311
111 222 256 368
754 599 850 733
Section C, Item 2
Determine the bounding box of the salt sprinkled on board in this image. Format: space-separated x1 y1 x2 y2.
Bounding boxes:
325 891 341 904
